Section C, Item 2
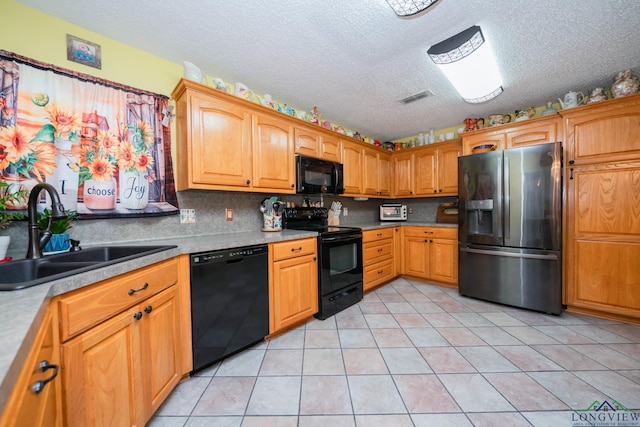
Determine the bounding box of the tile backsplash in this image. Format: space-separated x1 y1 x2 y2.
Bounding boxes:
4 191 454 258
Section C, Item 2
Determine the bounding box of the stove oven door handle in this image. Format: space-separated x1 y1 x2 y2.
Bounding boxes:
321 233 362 242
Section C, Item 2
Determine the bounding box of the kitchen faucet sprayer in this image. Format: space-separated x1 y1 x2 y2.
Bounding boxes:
26 183 67 259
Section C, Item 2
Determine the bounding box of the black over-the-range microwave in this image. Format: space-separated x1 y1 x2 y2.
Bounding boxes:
296 155 345 195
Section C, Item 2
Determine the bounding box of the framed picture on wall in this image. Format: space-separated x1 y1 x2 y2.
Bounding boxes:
66 34 101 69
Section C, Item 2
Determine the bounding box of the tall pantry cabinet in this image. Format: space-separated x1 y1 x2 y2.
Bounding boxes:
561 94 640 322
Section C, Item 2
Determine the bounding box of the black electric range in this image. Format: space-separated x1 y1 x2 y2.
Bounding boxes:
282 207 363 320
282 207 362 236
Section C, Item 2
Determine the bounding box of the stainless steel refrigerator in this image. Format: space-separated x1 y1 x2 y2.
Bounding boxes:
458 142 562 314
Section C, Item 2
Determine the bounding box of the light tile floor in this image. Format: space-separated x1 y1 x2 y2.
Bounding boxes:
149 278 640 427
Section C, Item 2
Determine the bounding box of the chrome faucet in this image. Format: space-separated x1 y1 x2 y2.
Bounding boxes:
26 183 67 259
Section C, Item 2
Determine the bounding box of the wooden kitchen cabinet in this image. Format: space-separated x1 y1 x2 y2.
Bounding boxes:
341 141 364 195
252 112 295 192
58 258 182 427
414 140 460 196
0 306 61 427
402 226 458 286
172 79 295 193
363 146 391 197
461 115 561 155
294 127 342 162
363 227 397 291
392 141 460 198
269 238 318 333
562 94 640 322
392 151 414 197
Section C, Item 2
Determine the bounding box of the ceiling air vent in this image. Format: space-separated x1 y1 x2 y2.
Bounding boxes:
400 90 434 104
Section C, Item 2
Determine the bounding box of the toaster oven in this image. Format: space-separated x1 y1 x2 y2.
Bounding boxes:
380 204 407 221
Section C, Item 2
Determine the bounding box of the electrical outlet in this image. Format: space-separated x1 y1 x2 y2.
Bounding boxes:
225 208 234 221
180 209 195 224
343 207 348 216
408 207 413 214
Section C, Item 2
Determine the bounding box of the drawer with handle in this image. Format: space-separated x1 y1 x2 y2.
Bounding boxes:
57 257 179 342
271 238 317 262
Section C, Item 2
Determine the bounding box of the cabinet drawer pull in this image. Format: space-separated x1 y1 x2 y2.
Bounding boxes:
133 311 143 320
128 282 149 295
377 248 383 252
31 360 59 395
291 247 303 252
144 305 153 314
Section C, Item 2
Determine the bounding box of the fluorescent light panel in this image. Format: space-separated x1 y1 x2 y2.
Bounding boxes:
428 26 503 103
386 0 439 16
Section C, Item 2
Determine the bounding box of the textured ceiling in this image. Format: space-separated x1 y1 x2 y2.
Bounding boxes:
17 0 640 141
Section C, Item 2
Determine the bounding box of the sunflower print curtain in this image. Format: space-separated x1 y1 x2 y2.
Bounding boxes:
0 50 178 219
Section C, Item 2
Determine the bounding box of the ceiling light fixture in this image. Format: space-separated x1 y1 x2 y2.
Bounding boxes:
427 25 503 103
385 0 440 17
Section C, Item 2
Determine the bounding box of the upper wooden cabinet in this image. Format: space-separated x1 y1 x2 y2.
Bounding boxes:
461 115 561 155
414 140 460 196
341 141 364 195
172 79 295 193
561 94 640 166
252 113 296 192
393 140 460 198
363 146 391 197
392 151 414 197
294 127 342 162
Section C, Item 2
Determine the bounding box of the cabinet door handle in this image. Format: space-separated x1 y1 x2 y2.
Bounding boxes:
291 183 295 188
569 160 575 165
133 311 143 320
245 179 251 185
31 360 59 394
291 247 303 252
569 168 574 180
128 282 149 295
144 306 153 314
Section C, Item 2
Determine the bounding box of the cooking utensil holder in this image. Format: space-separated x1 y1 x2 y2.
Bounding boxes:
262 213 282 231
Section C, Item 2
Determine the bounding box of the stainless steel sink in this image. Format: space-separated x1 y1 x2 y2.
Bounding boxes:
0 245 177 291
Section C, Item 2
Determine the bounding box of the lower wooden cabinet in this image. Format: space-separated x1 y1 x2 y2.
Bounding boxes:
402 226 458 286
269 238 318 333
58 259 182 427
363 228 397 291
0 306 61 427
564 162 640 321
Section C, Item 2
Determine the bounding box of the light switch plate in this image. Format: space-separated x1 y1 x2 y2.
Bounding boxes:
225 208 234 221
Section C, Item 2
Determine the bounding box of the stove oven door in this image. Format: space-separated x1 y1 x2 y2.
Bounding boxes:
316 233 363 319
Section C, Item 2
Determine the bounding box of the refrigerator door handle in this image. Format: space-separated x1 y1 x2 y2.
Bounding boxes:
503 156 510 240
496 156 503 239
459 246 558 261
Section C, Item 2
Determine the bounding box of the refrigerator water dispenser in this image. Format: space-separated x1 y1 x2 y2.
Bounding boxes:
464 199 494 235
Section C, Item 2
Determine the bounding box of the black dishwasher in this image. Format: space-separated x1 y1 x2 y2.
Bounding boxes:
190 244 269 372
